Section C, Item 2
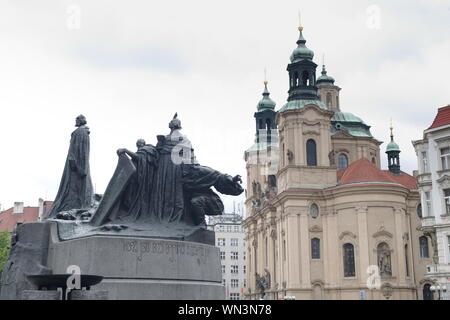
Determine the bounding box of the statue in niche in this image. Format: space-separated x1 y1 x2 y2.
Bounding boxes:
377 243 392 277
328 149 335 166
47 114 93 218
287 149 293 164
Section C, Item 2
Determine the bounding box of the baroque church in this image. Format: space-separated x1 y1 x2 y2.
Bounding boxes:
243 25 433 300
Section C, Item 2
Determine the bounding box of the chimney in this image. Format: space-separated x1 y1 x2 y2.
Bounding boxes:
38 198 44 221
13 202 24 214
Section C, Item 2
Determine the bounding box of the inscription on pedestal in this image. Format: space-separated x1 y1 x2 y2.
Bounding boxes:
122 239 211 264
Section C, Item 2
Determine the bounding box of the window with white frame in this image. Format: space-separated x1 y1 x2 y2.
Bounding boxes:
425 191 432 216
231 238 239 246
219 225 225 232
231 279 239 288
227 226 232 232
230 293 240 300
230 252 238 260
234 226 240 232
421 151 428 173
243 265 246 274
231 265 238 274
221 265 225 274
220 251 225 260
447 236 450 262
441 147 450 170
222 279 226 286
218 238 226 246
444 189 450 214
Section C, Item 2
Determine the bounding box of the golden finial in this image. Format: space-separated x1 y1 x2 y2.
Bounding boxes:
298 11 303 31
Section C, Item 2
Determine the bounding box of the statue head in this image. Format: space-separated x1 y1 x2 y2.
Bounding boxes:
136 139 146 149
169 112 182 131
75 114 87 127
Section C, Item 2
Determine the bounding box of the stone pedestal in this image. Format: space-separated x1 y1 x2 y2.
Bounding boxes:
21 290 62 300
1 221 224 300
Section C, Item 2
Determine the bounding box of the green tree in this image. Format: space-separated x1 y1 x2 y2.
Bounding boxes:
0 231 11 276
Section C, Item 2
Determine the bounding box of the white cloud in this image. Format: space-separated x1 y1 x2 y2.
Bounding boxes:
0 0 448 211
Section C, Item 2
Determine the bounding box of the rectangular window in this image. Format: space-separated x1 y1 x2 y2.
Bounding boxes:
231 279 239 288
230 252 238 260
234 226 240 232
221 265 225 274
222 279 226 286
425 191 432 216
229 293 240 300
422 151 428 173
231 265 238 274
243 265 246 274
447 236 450 261
444 189 450 215
441 147 450 170
227 226 232 232
311 238 321 259
231 238 239 246
244 279 246 287
218 225 225 232
218 238 226 246
220 251 225 260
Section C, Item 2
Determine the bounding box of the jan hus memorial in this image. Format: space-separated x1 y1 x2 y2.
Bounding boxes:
0 113 244 300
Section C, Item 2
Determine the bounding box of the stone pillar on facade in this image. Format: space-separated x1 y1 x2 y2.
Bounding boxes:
299 210 311 288
286 211 301 289
357 205 370 287
394 207 407 285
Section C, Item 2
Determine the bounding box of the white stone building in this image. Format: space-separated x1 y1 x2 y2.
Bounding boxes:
413 105 450 300
208 213 246 300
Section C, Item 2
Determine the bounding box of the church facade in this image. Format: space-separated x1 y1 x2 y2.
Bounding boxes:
242 26 433 300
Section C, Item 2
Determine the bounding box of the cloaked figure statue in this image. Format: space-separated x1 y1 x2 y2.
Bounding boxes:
50 113 243 240
47 114 93 218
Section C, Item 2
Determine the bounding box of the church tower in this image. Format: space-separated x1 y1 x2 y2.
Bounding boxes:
386 124 401 174
317 64 341 111
276 25 336 191
245 80 278 202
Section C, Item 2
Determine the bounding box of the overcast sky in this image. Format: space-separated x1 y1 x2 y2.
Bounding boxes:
0 0 449 212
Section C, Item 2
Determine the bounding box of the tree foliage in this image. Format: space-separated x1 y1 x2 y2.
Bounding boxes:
0 231 11 273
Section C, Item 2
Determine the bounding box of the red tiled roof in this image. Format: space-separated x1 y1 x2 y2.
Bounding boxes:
0 201 53 232
338 158 398 185
0 207 39 232
337 158 416 190
428 105 450 130
383 170 417 189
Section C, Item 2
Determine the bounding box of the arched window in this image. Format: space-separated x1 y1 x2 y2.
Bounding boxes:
419 236 429 258
326 93 332 108
311 238 320 259
302 71 309 86
372 157 376 164
309 203 319 218
343 243 355 277
417 203 423 218
423 284 434 300
294 72 299 86
377 242 392 277
338 154 348 169
306 139 317 166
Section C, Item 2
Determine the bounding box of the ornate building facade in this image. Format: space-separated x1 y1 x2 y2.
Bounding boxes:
243 25 433 300
413 105 450 299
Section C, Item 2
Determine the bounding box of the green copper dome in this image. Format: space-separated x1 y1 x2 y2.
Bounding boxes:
290 27 314 63
331 111 373 138
316 65 335 86
257 81 276 111
386 127 401 152
386 140 400 152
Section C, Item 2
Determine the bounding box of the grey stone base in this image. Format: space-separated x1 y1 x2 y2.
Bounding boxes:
70 290 109 300
21 290 62 300
1 221 224 300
